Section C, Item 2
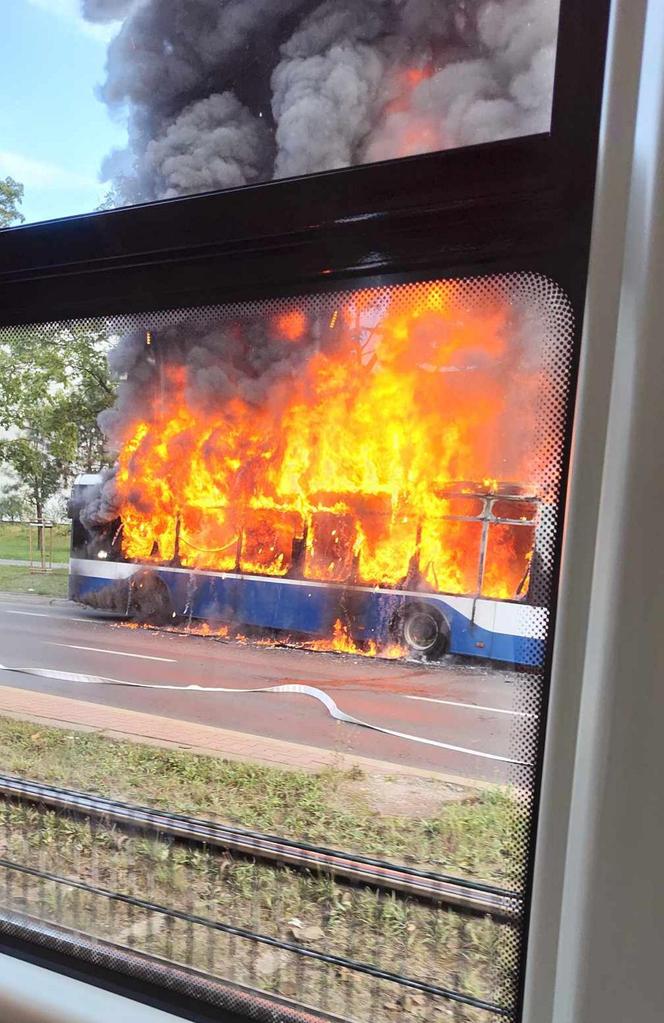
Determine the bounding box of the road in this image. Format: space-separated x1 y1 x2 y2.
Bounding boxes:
0 593 536 784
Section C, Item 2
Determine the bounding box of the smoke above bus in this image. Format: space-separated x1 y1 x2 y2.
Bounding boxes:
83 0 560 203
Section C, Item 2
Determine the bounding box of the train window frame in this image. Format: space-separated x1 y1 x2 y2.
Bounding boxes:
0 2 637 1022
524 2 662 1021
0 1 610 326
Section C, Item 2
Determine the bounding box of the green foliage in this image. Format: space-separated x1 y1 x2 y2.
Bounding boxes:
0 176 24 228
95 187 122 212
0 484 31 522
0 714 516 885
0 427 76 520
0 321 116 518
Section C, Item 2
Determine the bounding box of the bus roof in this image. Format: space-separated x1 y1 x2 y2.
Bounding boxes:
73 473 103 487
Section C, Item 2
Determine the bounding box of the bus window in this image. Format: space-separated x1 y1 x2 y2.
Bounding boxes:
481 522 537 600
240 507 301 576
439 496 485 519
348 494 414 588
178 509 239 572
306 509 358 582
421 517 483 595
492 499 539 522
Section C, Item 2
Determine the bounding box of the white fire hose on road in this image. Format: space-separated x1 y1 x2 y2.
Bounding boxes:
0 663 525 766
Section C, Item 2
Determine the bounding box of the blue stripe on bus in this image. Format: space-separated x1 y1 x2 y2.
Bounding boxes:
71 567 544 668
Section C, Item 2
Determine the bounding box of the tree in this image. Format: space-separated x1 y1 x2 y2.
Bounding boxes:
0 321 117 526
96 187 122 212
0 425 76 526
0 481 31 522
0 177 25 228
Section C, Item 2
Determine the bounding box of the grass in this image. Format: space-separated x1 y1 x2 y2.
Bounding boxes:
0 564 68 598
0 521 70 562
0 800 517 1022
0 717 522 888
0 718 524 1019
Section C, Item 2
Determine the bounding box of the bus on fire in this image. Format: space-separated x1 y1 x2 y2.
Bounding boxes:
67 281 556 667
68 474 547 667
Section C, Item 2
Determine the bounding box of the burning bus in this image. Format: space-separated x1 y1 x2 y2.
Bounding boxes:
68 278 558 666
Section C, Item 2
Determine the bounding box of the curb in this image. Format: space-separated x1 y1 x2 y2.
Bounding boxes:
0 684 497 793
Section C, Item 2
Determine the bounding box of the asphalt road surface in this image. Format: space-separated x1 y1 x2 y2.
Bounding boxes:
0 593 539 784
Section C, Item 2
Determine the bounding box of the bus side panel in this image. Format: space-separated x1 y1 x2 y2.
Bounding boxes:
70 561 545 667
355 592 492 656
69 572 118 602
491 600 547 667
69 558 136 609
235 578 339 634
174 571 237 622
155 574 402 644
417 595 544 667
424 596 491 659
346 590 401 645
172 573 341 636
151 568 198 618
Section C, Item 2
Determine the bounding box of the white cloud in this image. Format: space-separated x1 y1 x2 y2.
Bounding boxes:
24 0 119 41
0 150 99 190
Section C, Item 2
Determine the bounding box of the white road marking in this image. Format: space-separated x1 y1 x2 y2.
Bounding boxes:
0 662 527 765
402 695 529 716
46 643 175 663
1 610 51 618
2 610 96 624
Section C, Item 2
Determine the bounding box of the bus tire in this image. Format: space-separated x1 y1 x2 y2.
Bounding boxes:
128 571 173 626
399 603 449 660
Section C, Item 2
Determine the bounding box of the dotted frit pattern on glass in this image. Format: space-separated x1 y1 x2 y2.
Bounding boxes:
0 272 575 1023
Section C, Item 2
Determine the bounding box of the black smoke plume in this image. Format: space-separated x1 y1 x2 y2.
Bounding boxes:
83 0 560 202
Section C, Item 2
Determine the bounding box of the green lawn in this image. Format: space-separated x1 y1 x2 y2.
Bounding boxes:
0 564 68 597
0 718 521 1020
0 796 511 1021
0 522 70 563
0 716 520 887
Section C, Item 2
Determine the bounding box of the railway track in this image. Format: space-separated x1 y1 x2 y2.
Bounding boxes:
0 773 521 923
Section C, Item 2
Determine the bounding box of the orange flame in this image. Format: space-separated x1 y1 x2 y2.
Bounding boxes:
275 310 307 341
363 65 445 160
113 283 539 620
309 619 376 656
116 616 406 660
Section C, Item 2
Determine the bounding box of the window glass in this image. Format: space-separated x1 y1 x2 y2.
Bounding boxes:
441 496 486 518
0 0 561 227
0 273 572 1022
482 522 537 599
492 498 539 522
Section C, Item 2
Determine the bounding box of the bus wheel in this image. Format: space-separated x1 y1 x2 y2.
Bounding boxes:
128 571 173 626
400 604 449 660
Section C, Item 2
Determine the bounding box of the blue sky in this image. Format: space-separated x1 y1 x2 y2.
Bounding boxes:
0 0 126 225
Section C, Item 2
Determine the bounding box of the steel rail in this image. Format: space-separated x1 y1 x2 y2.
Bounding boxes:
0 774 522 923
0 858 511 1016
0 906 351 1023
